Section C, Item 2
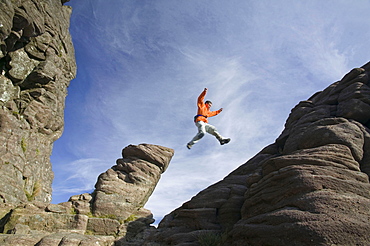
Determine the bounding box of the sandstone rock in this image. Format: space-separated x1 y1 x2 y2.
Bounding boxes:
8 48 39 83
0 233 47 246
115 211 158 246
0 232 115 246
122 144 174 172
0 0 76 206
2 207 89 234
0 143 173 244
87 218 120 236
35 232 115 246
45 203 70 214
21 59 58 89
68 193 92 215
143 63 370 245
24 32 52 60
92 144 174 220
7 224 31 235
0 74 19 104
0 1 14 42
58 234 116 246
0 0 177 245
14 0 46 38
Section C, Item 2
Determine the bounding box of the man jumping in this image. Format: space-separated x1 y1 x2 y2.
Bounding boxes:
187 88 230 149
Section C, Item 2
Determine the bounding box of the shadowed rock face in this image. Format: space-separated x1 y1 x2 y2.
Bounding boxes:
0 0 76 205
145 64 370 246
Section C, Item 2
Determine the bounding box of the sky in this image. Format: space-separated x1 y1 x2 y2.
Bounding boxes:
51 0 370 224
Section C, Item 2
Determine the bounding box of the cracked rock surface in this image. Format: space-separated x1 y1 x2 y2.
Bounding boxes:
0 0 76 206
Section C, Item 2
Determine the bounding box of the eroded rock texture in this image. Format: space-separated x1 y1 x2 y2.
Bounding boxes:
145 63 370 246
93 144 174 220
0 1 178 245
0 0 76 207
0 144 174 245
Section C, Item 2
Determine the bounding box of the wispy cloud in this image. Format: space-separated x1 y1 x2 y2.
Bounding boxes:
52 158 109 201
54 0 370 222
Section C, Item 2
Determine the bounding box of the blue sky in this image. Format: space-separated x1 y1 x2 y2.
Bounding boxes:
51 0 370 224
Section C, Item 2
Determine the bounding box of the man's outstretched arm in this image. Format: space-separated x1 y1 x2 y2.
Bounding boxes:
197 88 208 105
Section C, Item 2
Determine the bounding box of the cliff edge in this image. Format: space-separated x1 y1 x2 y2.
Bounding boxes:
0 1 176 245
0 0 76 205
1 1 370 246
143 63 370 246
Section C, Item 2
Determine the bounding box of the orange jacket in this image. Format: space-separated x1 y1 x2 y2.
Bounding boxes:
194 89 222 123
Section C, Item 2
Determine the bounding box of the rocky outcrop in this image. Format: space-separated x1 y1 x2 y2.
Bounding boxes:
0 0 177 245
144 63 370 245
0 0 76 207
2 0 370 245
93 144 174 220
0 144 174 245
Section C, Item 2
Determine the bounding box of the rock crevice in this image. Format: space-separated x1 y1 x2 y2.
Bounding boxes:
0 0 76 206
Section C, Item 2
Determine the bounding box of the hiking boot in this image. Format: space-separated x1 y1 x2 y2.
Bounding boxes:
220 138 230 145
187 143 192 149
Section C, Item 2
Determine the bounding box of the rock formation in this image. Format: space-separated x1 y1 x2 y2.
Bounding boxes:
0 0 176 245
0 0 76 206
143 63 370 246
93 144 173 220
1 0 370 245
0 144 174 245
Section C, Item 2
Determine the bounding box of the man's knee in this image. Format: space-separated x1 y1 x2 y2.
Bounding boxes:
198 132 205 138
207 125 217 134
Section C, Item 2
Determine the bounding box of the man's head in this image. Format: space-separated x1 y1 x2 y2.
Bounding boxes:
205 100 212 108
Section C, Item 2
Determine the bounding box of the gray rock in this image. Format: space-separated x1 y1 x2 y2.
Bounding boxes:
45 203 70 214
8 48 39 83
87 218 120 236
0 75 19 104
7 224 31 235
0 233 47 246
2 207 89 234
122 144 174 172
0 0 76 206
92 144 174 220
144 63 370 246
3 0 369 245
0 1 176 245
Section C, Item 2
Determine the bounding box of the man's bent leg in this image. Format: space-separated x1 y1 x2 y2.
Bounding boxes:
206 124 230 145
187 121 206 149
205 124 223 140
